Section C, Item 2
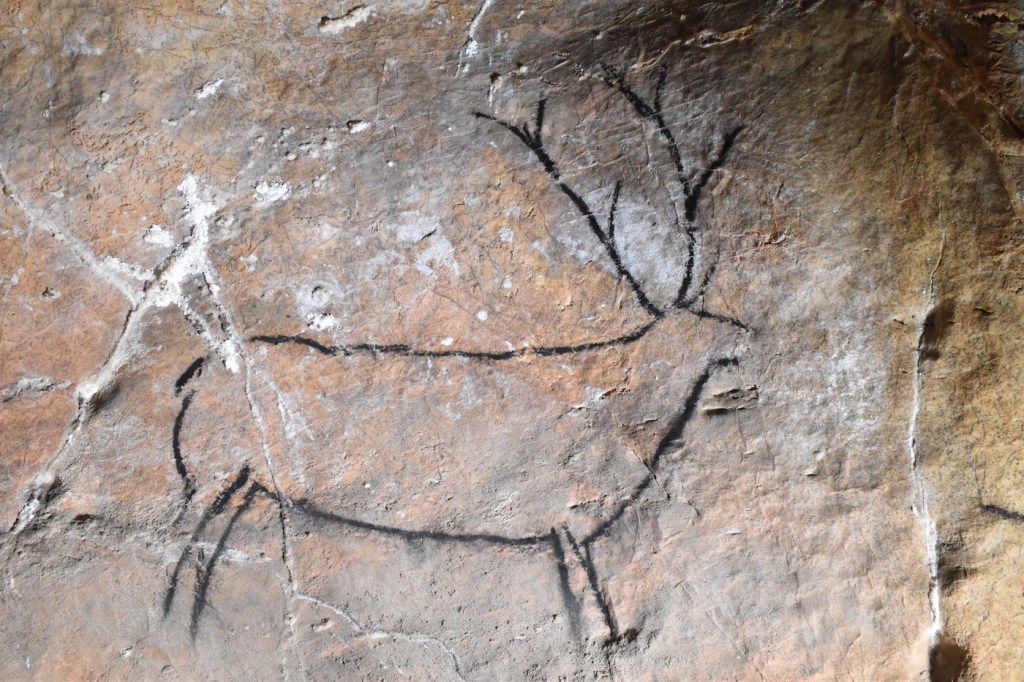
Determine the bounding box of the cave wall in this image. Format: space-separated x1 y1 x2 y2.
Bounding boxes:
1 1 1022 679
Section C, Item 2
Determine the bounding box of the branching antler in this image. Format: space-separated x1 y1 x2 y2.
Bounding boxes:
477 67 744 330
255 65 745 363
475 101 663 319
164 65 754 648
597 63 744 317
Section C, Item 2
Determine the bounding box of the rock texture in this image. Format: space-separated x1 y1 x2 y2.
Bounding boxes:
1 1 1022 679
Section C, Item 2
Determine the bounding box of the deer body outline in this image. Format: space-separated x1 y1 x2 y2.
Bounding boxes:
162 63 750 663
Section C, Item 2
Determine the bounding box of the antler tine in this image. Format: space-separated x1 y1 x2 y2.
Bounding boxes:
683 125 743 222
533 97 547 146
607 180 623 243
475 101 661 317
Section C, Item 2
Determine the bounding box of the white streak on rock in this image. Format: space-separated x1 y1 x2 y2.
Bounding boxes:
61 32 102 57
11 472 56 534
194 78 224 100
319 6 373 34
459 0 495 64
0 161 140 305
414 234 460 276
908 230 946 655
143 224 175 247
253 180 291 208
0 377 71 403
308 313 337 331
295 591 467 681
396 212 439 243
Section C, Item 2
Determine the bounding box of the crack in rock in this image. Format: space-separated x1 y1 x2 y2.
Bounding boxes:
0 376 71 404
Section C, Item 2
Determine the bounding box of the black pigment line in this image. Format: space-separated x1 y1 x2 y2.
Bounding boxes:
650 357 739 471
175 356 206 395
564 526 618 640
674 124 744 306
599 64 661 128
250 480 279 502
250 334 337 356
532 96 547 147
600 64 744 225
554 175 661 319
533 320 657 355
346 341 515 360
684 125 741 222
683 126 743 223
163 465 252 617
583 542 619 641
580 475 654 547
561 528 585 570
982 503 1024 523
475 102 663 319
190 482 260 640
678 259 748 330
172 391 198 509
251 320 660 361
607 180 622 244
679 253 718 310
581 356 740 546
550 528 584 644
676 233 697 309
599 63 686 193
596 64 745 312
292 501 548 548
473 110 559 180
685 307 747 330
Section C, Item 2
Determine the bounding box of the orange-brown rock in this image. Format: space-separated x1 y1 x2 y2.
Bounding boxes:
1 1 1021 679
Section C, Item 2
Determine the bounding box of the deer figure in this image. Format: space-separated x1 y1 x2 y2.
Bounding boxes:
160 61 750 673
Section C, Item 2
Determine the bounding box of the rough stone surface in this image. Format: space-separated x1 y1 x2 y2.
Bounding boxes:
1 1 1022 679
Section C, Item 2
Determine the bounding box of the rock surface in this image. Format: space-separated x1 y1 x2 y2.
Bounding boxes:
1 1 1022 679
